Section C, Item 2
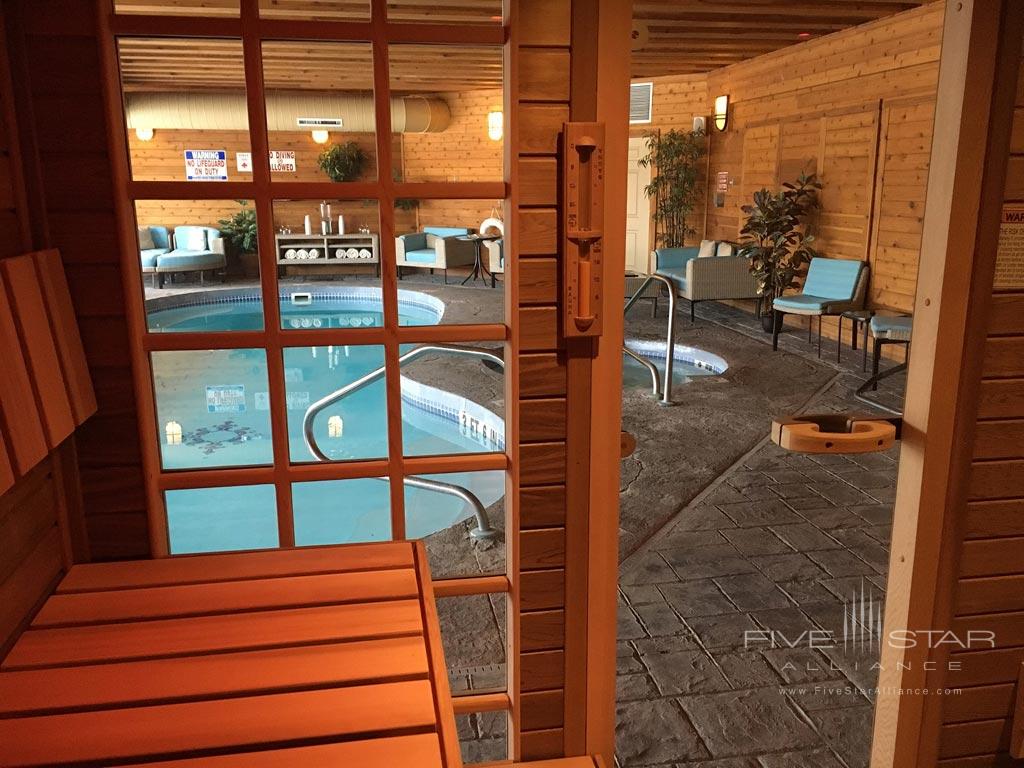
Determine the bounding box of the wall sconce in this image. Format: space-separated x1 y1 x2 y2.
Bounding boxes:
327 414 344 438
713 95 729 132
487 110 503 142
165 420 182 445
135 127 155 142
311 129 330 144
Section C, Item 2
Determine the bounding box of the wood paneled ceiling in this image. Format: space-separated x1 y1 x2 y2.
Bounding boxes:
115 0 937 93
631 0 938 78
116 39 502 93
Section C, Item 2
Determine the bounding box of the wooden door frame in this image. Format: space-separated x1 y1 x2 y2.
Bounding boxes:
871 1 1023 765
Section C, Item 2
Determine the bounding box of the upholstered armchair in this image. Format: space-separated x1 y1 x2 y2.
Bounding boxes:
483 238 503 287
395 226 476 283
153 226 227 287
653 239 761 321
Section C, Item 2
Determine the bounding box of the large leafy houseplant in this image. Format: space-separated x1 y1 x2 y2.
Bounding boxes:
218 200 259 276
639 128 706 248
737 172 821 329
317 141 368 182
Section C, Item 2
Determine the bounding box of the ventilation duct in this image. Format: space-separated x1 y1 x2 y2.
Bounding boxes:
629 82 653 124
125 92 451 134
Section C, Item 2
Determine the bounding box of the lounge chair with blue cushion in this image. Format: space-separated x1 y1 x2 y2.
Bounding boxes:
138 226 171 279
154 226 226 288
772 257 869 354
484 238 503 288
395 226 476 283
653 239 761 322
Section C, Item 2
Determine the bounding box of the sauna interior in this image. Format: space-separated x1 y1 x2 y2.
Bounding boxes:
0 1 1022 767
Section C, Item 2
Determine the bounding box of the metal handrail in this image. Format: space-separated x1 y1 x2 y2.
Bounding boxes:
302 344 504 541
624 273 678 406
623 345 660 397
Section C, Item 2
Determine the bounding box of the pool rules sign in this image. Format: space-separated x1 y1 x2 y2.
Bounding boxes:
184 150 229 181
997 205 1024 289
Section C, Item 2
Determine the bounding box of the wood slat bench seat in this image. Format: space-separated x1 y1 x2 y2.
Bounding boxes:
0 540 461 767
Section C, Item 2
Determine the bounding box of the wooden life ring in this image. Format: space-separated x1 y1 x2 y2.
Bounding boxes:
771 416 897 455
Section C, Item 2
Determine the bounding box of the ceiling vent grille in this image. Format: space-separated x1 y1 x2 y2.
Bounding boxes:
629 82 653 124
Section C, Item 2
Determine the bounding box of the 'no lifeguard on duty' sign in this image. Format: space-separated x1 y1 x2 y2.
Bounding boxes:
184 150 229 181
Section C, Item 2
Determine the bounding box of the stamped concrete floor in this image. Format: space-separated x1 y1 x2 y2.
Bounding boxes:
614 298 905 768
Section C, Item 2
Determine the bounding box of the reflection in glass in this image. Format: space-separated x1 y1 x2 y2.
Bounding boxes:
139 200 264 332
273 199 382 320
166 484 278 555
291 478 391 546
387 0 501 24
283 345 388 462
152 349 274 470
118 38 249 182
406 469 505 580
261 41 378 183
259 0 369 21
438 594 507 697
400 345 505 456
389 45 503 183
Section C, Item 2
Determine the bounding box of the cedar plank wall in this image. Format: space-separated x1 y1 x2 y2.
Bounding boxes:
936 44 1024 766
637 2 944 342
5 0 149 560
513 0 572 759
0 4 66 656
628 74 709 244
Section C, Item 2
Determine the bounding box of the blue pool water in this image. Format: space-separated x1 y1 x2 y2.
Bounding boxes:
147 289 504 554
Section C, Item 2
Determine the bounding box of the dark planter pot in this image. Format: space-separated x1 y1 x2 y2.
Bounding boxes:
761 313 775 333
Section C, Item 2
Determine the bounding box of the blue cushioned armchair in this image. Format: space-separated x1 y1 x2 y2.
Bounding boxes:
153 226 227 288
771 257 869 353
395 226 476 283
139 226 171 277
653 240 761 322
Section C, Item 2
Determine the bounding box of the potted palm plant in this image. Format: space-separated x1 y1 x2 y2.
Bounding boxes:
218 200 259 278
639 128 706 247
737 172 821 332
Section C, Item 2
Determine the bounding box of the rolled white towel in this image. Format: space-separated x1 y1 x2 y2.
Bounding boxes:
296 249 308 259
335 248 345 259
309 249 320 259
359 248 372 259
346 248 359 259
285 249 297 259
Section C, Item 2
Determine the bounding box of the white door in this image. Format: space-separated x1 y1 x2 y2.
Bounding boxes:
626 137 652 273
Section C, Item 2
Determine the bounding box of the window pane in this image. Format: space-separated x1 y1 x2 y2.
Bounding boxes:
153 349 274 470
139 199 264 332
292 478 391 546
438 594 507 695
115 0 239 17
261 41 378 182
456 712 507 765
283 345 388 463
273 199 384 329
394 199 506 326
390 45 503 183
387 0 501 24
400 344 504 457
259 0 369 21
166 484 278 555
406 469 505 578
118 38 249 182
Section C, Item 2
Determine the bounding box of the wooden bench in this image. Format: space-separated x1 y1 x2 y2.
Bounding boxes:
0 540 462 766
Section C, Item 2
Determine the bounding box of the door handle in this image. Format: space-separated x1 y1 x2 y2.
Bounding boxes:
563 122 605 338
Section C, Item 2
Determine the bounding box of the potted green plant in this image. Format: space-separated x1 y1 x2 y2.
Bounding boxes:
218 200 259 278
317 141 368 182
737 171 822 332
639 128 706 247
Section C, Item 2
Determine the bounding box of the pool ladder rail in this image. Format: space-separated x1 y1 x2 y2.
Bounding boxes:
624 273 678 406
302 344 503 542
